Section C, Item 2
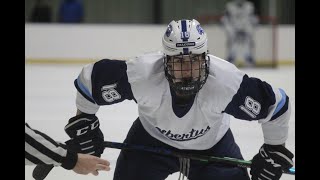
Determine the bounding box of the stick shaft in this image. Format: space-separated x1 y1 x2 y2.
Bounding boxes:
103 141 295 175
32 140 295 180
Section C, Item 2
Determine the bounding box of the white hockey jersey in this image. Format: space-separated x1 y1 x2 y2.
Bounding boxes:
74 51 291 150
222 0 258 33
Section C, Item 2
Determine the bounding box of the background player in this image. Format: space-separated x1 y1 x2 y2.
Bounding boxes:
221 0 258 67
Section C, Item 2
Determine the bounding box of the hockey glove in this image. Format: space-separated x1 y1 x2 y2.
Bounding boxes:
250 144 294 180
64 113 104 157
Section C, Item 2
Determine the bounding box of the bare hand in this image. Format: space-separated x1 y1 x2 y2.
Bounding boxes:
72 153 110 175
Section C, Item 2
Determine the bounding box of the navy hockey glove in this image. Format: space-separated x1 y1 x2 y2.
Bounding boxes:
64 113 104 157
250 144 294 180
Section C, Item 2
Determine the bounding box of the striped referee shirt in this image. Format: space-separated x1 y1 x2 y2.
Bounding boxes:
25 123 77 169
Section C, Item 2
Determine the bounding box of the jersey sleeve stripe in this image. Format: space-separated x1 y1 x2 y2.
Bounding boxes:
25 125 67 164
74 77 96 103
25 151 44 165
25 141 60 165
25 157 33 165
25 133 64 164
26 124 60 148
272 88 287 116
270 95 289 121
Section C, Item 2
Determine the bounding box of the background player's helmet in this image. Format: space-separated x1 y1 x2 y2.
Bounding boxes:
162 19 210 96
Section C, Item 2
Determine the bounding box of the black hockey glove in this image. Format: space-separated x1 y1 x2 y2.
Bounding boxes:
250 144 294 180
64 113 104 157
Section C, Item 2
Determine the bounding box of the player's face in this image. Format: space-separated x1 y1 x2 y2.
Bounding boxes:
167 54 205 82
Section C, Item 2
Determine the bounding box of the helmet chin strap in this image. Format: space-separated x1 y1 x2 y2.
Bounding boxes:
172 80 200 96
170 86 196 107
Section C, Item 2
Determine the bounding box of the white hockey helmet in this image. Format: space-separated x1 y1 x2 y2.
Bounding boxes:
162 19 208 56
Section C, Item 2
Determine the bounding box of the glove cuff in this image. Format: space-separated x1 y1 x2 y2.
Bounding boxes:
263 144 294 159
61 151 78 170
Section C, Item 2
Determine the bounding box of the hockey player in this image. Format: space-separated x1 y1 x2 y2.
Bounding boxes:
221 0 258 67
64 19 294 180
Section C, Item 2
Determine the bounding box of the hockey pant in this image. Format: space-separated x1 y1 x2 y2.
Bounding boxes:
113 118 250 180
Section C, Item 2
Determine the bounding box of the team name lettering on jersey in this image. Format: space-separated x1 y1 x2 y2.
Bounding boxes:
239 96 261 118
155 126 211 141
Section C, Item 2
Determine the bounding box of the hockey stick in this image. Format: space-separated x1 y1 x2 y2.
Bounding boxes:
103 141 295 175
32 141 295 179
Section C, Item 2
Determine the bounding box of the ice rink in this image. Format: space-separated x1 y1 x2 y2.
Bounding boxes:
25 64 295 180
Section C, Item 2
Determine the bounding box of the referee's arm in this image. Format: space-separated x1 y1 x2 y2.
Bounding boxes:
25 123 77 170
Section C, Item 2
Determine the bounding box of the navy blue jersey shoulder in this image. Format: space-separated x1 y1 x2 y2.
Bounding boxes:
81 59 134 105
224 74 276 121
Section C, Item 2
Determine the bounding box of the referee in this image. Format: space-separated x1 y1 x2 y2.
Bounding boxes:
25 123 110 175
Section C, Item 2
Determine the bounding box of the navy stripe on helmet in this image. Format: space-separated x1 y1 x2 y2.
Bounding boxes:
181 20 189 42
183 48 189 55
